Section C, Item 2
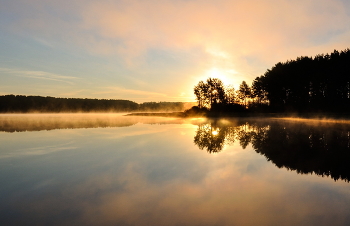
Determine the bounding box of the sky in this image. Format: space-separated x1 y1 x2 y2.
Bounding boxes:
1 0 350 103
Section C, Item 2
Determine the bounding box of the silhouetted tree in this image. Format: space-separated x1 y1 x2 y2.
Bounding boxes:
193 48 350 114
207 78 227 107
254 48 350 114
194 81 209 108
194 78 226 109
225 85 236 104
237 81 251 108
251 77 267 104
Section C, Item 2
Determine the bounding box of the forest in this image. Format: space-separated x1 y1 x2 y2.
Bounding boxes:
0 95 187 113
192 48 350 115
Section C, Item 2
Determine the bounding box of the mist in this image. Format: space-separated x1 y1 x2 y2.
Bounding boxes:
0 113 204 133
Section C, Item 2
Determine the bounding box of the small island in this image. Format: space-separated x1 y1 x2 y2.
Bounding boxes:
184 48 350 118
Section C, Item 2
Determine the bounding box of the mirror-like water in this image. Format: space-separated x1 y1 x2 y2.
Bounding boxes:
1 114 350 226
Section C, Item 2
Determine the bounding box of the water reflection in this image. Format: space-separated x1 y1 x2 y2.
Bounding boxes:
194 123 227 153
2 115 350 225
194 119 350 182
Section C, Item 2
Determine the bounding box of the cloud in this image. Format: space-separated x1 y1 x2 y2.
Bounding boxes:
78 0 350 57
0 68 78 85
2 0 350 96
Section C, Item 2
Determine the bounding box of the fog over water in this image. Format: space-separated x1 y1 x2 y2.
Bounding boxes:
1 114 350 226
0 113 202 132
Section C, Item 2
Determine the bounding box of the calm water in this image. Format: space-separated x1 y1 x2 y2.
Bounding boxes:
1 114 350 226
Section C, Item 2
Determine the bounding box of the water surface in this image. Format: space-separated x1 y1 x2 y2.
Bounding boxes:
1 114 350 226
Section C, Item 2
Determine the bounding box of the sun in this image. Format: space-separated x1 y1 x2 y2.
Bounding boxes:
205 67 232 85
191 67 238 95
212 128 219 136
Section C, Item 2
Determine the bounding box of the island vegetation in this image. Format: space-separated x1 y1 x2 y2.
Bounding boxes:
188 48 350 117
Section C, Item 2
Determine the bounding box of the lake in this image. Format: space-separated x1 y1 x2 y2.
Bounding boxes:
1 114 350 226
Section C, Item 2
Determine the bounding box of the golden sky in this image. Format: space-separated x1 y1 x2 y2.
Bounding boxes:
1 0 350 102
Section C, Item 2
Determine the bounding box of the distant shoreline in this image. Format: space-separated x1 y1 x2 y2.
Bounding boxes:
0 95 195 113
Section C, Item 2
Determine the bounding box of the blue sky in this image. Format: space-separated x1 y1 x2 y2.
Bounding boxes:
1 0 350 102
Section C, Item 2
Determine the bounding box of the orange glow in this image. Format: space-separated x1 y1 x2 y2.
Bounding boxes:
212 129 219 136
206 68 228 84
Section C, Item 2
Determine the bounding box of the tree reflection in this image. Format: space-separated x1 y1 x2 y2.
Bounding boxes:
193 120 260 153
193 119 350 182
194 122 227 153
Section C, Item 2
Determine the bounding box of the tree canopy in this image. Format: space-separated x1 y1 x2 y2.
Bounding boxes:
256 48 350 113
194 78 226 109
193 48 350 115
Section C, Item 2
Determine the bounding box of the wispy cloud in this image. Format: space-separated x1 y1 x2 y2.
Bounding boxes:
1 0 350 101
0 67 78 85
79 0 350 61
8 0 349 75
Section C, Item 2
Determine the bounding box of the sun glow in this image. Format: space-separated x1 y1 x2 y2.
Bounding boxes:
206 67 232 85
189 66 240 101
212 128 220 136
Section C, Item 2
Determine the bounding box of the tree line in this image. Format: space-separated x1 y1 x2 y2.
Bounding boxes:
193 48 350 115
0 95 187 113
259 48 350 113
